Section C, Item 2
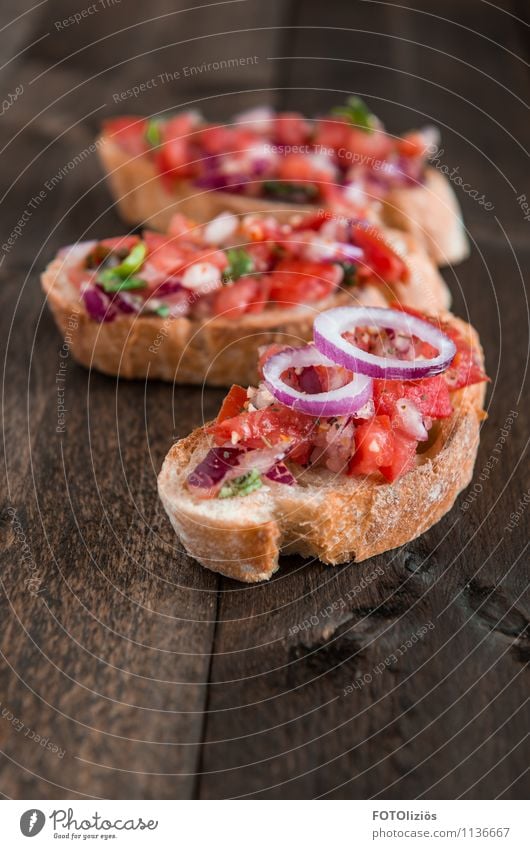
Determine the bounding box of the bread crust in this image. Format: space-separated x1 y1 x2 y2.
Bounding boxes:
380 168 469 266
98 135 468 266
41 227 450 387
158 316 486 582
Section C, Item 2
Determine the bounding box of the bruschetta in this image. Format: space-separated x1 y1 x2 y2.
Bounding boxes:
41 211 450 387
98 99 468 266
158 306 487 582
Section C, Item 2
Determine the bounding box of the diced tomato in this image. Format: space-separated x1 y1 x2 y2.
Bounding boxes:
99 235 140 252
374 376 453 420
274 112 311 146
163 112 200 141
290 211 332 232
268 259 342 306
146 240 228 279
257 344 286 378
393 306 488 390
241 215 283 242
211 405 315 449
154 114 199 181
197 123 258 156
216 385 248 423
154 140 195 182
343 127 393 162
397 131 430 159
313 118 351 151
443 325 488 389
289 440 313 466
348 415 394 476
351 223 408 284
379 432 417 483
277 153 334 183
245 242 276 272
102 117 147 156
212 277 266 318
167 214 199 239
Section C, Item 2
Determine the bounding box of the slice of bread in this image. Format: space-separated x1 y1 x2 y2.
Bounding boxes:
380 168 470 267
158 316 486 582
41 232 450 387
98 134 468 267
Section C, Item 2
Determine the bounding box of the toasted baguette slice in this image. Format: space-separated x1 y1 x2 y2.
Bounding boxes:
98 134 468 267
380 168 469 266
158 317 486 582
41 232 449 387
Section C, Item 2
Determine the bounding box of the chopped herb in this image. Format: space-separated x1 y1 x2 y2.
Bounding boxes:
222 248 255 282
338 261 358 288
218 469 263 499
331 96 378 133
262 180 320 204
97 242 147 292
145 119 163 148
98 272 146 292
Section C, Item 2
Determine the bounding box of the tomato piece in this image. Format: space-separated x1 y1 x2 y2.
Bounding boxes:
154 114 199 182
99 235 140 253
167 214 199 238
314 118 351 151
274 112 311 146
374 376 453 420
442 325 488 389
154 141 195 182
245 242 276 272
211 406 315 449
351 224 408 284
343 127 393 162
397 131 430 159
277 153 334 183
198 124 236 155
216 385 248 423
164 112 200 140
289 440 313 466
268 259 342 306
103 117 147 156
290 211 332 232
258 344 286 378
394 307 488 390
212 277 266 318
379 432 417 483
348 415 394 476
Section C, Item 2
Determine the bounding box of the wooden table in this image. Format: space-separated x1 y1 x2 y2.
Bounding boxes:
0 0 528 799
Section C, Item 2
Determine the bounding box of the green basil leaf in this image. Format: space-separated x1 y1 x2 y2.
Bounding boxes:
262 180 320 203
338 261 358 287
99 272 146 293
145 119 163 148
222 248 255 282
331 96 378 133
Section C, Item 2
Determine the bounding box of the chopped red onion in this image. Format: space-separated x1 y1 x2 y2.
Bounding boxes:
266 462 296 486
82 286 117 323
187 446 245 490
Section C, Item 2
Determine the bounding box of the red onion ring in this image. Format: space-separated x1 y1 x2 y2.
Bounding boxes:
313 306 456 379
263 346 373 417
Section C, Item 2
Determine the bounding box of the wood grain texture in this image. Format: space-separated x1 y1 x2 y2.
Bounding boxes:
0 0 528 800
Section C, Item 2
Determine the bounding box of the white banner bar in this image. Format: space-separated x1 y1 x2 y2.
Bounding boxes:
3 799 525 847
